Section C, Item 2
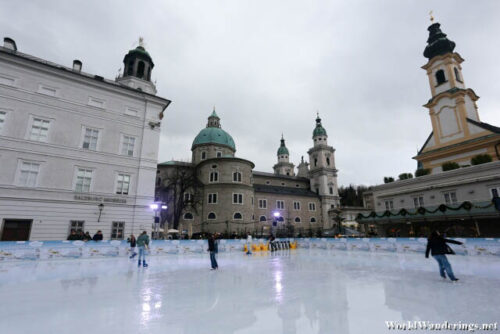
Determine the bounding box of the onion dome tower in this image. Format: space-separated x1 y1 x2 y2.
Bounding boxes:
117 37 157 94
273 135 295 176
307 113 340 228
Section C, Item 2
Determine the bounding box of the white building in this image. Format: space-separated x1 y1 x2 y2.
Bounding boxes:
0 37 170 241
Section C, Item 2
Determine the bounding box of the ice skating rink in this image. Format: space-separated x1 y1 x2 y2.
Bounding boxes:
0 249 499 334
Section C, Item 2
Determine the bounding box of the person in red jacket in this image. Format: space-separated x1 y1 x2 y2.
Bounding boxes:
425 230 463 281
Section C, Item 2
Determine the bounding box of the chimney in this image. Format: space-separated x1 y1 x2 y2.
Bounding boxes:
3 37 17 51
72 60 82 72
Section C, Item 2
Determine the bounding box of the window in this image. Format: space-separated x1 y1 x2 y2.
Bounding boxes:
82 127 99 150
29 118 50 142
208 193 218 204
121 135 136 156
137 61 145 78
278 216 284 222
454 67 462 82
116 174 130 195
444 192 458 204
308 203 316 211
209 171 219 183
384 200 394 210
233 212 242 220
75 168 93 192
295 217 301 223
326 157 330 166
251 197 254 205
265 181 270 185
69 220 84 233
208 212 216 220
281 182 285 186
88 97 105 108
183 213 194 220
38 84 57 97
18 162 40 187
413 196 424 208
233 193 243 204
491 188 499 198
201 151 207 160
435 70 446 85
184 193 193 202
329 187 334 195
216 151 222 158
277 200 284 210
259 216 267 222
0 110 6 133
314 158 318 166
310 217 316 223
233 172 242 182
111 222 125 240
258 199 267 209
293 201 300 210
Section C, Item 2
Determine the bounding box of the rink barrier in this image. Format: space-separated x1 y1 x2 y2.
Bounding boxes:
0 238 498 262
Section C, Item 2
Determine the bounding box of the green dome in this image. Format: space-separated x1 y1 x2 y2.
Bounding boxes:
313 115 327 137
124 46 154 66
192 127 236 151
277 137 289 155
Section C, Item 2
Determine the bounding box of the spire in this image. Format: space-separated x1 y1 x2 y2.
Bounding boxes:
313 113 327 138
423 21 456 59
207 108 221 128
277 135 290 156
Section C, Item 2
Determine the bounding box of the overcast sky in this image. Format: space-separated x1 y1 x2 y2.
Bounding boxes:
1 0 499 187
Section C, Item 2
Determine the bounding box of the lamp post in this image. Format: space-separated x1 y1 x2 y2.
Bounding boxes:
150 202 167 240
97 203 104 222
272 211 280 237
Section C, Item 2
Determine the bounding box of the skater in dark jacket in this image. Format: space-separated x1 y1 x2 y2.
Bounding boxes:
425 230 463 281
207 234 218 270
128 234 137 259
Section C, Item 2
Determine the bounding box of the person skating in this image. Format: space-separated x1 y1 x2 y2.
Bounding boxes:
128 234 137 259
136 231 150 267
246 232 252 255
425 230 463 281
207 233 218 270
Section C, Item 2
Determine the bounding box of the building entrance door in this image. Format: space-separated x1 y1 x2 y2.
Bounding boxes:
1 219 32 241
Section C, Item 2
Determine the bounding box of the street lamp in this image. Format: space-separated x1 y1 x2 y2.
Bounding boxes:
97 203 104 222
271 211 280 237
150 202 167 239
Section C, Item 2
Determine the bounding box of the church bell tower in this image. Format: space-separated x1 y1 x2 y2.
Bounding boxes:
117 38 157 94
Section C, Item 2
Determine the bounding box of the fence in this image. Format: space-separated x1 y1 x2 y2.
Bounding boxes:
0 238 499 262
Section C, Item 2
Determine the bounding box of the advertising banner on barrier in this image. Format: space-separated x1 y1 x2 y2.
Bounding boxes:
0 238 499 262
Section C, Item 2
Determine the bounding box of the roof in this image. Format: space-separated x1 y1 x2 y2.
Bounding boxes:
253 184 318 198
467 118 500 134
192 127 236 151
423 23 456 59
253 171 309 182
124 46 154 66
313 115 327 137
277 138 289 155
0 46 170 104
158 161 193 167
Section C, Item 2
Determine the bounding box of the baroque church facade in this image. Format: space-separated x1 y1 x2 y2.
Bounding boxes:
156 111 340 237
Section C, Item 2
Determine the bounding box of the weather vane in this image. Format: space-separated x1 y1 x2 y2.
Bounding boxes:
139 37 145 47
429 10 434 23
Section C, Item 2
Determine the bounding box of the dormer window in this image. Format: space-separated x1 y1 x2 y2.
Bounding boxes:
435 70 446 86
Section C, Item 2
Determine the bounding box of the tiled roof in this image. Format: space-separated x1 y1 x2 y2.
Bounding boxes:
253 184 318 198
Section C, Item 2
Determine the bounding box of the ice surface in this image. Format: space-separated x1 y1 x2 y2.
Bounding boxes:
0 249 499 334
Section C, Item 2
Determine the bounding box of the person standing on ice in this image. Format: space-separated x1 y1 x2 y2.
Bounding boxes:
207 233 218 270
128 234 137 259
136 231 150 267
246 232 252 255
425 230 463 281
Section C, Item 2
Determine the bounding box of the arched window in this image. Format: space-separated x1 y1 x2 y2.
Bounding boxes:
183 213 193 220
233 171 242 182
454 67 462 82
278 217 284 222
326 157 330 166
207 212 216 220
137 61 145 79
127 61 134 75
435 70 446 85
201 151 207 160
233 212 242 220
314 158 318 166
259 215 267 222
295 217 301 223
310 217 316 223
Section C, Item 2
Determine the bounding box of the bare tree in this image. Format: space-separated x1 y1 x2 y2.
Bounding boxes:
156 165 203 230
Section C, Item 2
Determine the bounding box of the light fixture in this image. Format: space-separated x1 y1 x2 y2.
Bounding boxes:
161 205 167 210
273 212 280 217
150 203 159 210
97 203 104 222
